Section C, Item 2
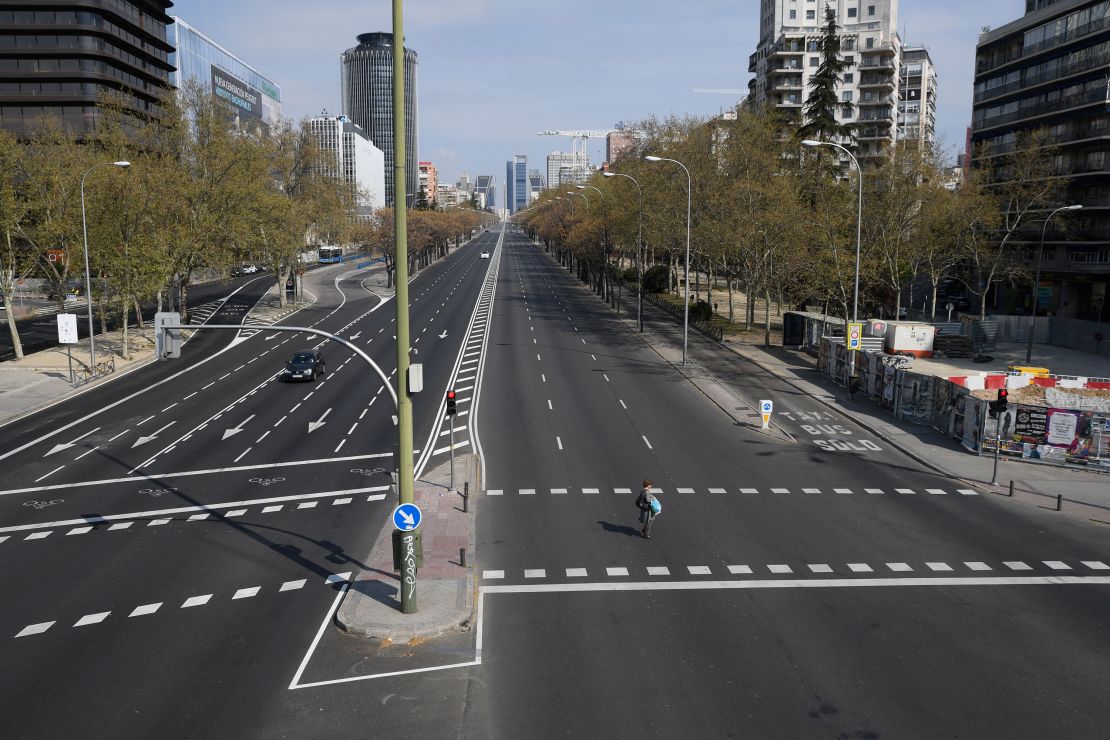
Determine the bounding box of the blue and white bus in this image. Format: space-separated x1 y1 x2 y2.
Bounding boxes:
318 246 343 264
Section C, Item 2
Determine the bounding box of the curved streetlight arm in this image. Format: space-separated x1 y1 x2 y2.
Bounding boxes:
566 191 589 214
644 155 693 365
802 140 862 323
604 172 645 331
161 324 400 410
79 160 130 375
1026 204 1082 363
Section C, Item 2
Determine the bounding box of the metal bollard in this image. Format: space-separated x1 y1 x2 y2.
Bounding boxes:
463 481 469 513
1056 493 1062 512
1008 480 1014 497
459 548 467 567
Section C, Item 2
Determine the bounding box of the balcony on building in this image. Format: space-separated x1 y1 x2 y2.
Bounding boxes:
772 77 803 92
859 73 894 90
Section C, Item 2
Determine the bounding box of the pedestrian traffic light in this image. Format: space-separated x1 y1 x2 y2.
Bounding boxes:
446 390 457 416
989 388 1008 418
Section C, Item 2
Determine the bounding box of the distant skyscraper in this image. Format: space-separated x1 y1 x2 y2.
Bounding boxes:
341 33 418 207
506 155 528 214
307 112 385 213
528 169 545 203
475 175 494 209
606 131 637 164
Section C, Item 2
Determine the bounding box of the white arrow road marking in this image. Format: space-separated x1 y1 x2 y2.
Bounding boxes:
308 408 332 434
350 331 361 340
132 421 175 448
438 330 447 339
222 414 256 441
45 428 101 457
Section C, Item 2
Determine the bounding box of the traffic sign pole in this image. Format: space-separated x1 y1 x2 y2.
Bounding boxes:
759 399 773 430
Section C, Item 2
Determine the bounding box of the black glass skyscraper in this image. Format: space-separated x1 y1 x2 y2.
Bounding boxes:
0 2 175 136
341 32 417 208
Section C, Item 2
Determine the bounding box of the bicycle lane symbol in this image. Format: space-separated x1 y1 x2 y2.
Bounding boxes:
23 499 63 510
249 477 286 487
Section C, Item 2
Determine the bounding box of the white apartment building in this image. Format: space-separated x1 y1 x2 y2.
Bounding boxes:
307 112 386 214
748 0 935 160
546 151 590 190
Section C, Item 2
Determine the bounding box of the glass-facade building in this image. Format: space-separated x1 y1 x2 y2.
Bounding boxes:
168 16 281 127
341 32 418 208
0 1 174 136
506 155 527 214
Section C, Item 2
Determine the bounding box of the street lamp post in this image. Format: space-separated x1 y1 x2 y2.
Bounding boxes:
644 155 693 366
802 140 862 379
1026 204 1082 364
604 171 644 332
79 160 130 375
566 190 589 215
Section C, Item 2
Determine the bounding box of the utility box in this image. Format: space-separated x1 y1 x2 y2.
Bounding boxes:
883 322 935 358
392 530 423 570
154 312 181 359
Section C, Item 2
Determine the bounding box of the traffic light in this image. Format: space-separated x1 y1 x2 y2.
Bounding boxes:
446 390 457 416
989 388 1008 418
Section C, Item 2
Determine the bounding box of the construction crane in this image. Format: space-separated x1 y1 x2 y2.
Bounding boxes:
538 129 618 161
692 88 746 95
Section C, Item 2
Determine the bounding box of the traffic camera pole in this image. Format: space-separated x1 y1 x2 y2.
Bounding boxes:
392 0 417 615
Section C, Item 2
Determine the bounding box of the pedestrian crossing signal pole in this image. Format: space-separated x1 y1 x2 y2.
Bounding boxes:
446 390 457 492
392 0 417 615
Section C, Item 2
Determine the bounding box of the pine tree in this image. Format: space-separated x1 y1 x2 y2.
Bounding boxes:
800 6 854 143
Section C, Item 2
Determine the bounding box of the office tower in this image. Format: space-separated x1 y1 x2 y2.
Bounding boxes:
475 175 494 209
0 1 174 135
528 169 545 203
307 112 386 213
506 155 527 214
169 16 282 129
341 32 418 207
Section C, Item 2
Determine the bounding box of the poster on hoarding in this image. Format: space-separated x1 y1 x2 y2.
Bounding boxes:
1015 407 1047 442
1046 410 1079 447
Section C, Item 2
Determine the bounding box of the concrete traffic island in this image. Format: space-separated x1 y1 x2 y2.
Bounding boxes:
335 453 478 644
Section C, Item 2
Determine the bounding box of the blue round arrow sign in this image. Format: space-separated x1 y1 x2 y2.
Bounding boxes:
392 503 422 531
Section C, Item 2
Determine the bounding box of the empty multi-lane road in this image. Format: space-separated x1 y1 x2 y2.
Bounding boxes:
1 223 1108 738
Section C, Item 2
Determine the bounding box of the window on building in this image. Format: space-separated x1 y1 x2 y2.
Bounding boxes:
868 5 876 15
843 91 853 102
809 56 819 66
848 7 857 17
789 9 796 19
806 9 815 20
866 37 875 49
843 38 855 50
844 72 854 83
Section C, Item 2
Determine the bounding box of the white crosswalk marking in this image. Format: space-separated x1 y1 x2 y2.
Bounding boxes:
808 564 833 573
1043 561 1071 570
834 488 853 494
15 621 54 637
565 568 588 578
886 563 913 572
181 595 212 608
232 587 261 600
727 565 753 574
847 563 873 573
129 603 162 617
926 562 953 572
1004 561 1032 571
524 569 546 579
926 488 947 495
687 566 712 575
647 567 671 576
482 570 505 579
486 489 503 496
768 564 793 574
606 567 629 577
1083 561 1110 570
74 612 111 627
866 488 885 494
965 562 992 571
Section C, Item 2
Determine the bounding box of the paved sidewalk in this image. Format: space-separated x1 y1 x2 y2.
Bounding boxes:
336 454 478 643
0 328 157 427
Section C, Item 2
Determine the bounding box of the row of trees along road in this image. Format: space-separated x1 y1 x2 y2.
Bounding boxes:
519 10 1068 343
519 112 1065 340
0 84 487 361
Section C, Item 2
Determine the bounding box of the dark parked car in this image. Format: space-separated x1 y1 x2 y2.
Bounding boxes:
283 350 325 382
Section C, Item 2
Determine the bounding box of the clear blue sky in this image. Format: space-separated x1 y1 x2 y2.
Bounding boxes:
173 0 1022 189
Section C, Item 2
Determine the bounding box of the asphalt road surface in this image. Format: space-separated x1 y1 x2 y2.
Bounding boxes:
1 224 1107 739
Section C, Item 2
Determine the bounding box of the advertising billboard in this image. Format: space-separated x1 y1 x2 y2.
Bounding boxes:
211 66 261 121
